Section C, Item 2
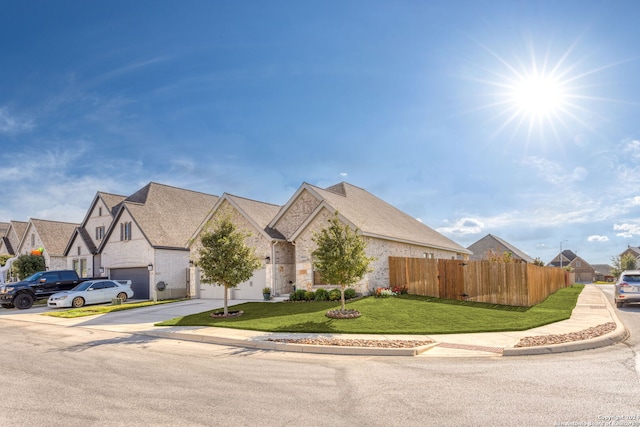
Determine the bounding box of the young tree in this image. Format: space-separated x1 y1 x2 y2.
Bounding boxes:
312 212 375 313
611 253 637 278
197 216 262 316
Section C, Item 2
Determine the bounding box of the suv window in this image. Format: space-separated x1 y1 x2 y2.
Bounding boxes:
60 271 78 281
40 272 60 282
622 275 640 283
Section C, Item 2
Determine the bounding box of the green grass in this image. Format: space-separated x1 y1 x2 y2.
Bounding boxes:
42 299 183 318
155 285 584 334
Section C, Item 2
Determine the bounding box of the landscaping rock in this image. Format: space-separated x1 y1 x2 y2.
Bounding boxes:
514 322 617 348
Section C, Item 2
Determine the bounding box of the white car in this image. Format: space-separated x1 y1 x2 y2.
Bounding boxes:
614 270 640 308
48 279 134 308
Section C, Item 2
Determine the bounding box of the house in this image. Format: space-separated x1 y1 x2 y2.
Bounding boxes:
0 220 28 256
99 182 219 300
592 264 614 282
467 234 535 263
547 249 595 283
189 181 471 298
17 219 79 270
63 192 127 278
619 245 640 264
189 193 291 299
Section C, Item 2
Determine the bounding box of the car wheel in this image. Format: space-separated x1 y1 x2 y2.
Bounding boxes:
616 300 623 308
116 292 128 302
1 303 14 309
72 297 85 308
14 294 34 310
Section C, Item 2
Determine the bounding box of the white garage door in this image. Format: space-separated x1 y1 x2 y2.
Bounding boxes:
199 268 266 300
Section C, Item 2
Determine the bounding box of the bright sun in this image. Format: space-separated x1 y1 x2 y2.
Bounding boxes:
512 74 566 117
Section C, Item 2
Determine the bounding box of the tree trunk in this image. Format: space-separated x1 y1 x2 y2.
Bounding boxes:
223 285 229 315
340 284 346 311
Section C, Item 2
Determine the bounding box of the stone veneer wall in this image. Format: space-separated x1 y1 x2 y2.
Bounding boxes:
292 207 466 294
272 190 320 240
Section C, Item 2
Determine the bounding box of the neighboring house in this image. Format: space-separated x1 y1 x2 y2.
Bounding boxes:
0 220 28 256
547 249 595 283
592 264 614 282
467 234 535 263
267 181 471 294
99 182 219 300
189 193 292 300
619 245 640 264
64 192 127 278
16 219 79 270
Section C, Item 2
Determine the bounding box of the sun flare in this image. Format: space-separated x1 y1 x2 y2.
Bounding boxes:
512 74 566 117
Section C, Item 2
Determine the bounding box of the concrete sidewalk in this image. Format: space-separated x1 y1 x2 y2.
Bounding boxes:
0 285 628 357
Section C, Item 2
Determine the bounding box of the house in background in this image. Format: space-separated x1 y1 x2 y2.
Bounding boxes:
592 264 614 282
467 234 535 263
64 192 127 278
16 219 79 270
0 220 28 256
189 193 291 299
547 249 595 283
99 182 219 300
619 245 640 265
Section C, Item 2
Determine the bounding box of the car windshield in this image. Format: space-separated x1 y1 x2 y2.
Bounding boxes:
71 281 95 291
622 275 640 283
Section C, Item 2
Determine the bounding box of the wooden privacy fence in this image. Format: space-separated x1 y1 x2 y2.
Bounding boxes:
389 257 573 307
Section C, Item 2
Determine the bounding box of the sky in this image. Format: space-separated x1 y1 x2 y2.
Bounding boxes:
1 0 640 265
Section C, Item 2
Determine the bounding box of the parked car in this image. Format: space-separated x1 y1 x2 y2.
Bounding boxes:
0 269 98 310
614 270 640 308
48 280 133 308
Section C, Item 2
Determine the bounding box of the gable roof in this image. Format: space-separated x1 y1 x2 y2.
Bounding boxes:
2 221 29 255
103 182 219 249
467 234 535 263
22 218 79 256
0 222 8 237
190 193 284 245
592 264 614 276
272 181 471 254
621 246 640 257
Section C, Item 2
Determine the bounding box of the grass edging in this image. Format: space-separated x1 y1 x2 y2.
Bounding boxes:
41 299 184 318
155 285 584 335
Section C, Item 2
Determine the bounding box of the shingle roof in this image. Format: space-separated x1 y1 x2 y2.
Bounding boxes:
302 182 470 254
467 234 535 263
225 194 285 239
0 222 8 237
98 192 127 217
28 219 79 256
592 264 614 275
120 182 219 248
11 221 28 242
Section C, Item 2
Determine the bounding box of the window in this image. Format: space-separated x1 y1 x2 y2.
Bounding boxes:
77 246 81 256
72 260 79 275
95 226 105 240
98 207 103 216
80 259 87 278
31 234 35 246
120 222 132 241
576 261 581 267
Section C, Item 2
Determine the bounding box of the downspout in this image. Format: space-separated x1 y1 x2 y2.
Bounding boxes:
271 240 278 296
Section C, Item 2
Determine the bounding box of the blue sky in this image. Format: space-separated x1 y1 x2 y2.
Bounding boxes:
1 0 640 265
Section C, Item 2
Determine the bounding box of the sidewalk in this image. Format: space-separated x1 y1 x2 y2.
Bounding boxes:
0 285 628 357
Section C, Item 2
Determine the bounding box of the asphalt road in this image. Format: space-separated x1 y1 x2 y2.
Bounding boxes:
2 296 640 427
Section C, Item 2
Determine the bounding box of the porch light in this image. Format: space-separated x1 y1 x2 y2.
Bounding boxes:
147 263 153 271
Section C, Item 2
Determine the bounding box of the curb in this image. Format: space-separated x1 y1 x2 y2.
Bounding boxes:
144 329 439 356
503 288 629 356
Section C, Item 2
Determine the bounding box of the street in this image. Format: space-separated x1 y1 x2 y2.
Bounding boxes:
1 286 639 426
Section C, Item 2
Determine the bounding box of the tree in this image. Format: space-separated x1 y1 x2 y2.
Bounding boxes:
532 258 545 267
312 212 375 313
12 254 46 280
611 253 637 278
197 216 262 316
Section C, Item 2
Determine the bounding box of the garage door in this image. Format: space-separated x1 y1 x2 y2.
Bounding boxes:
199 268 266 300
110 267 150 300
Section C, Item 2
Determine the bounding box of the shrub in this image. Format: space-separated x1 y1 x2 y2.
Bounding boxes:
344 288 356 299
328 289 341 301
391 285 409 295
304 291 315 301
289 289 307 302
314 288 329 301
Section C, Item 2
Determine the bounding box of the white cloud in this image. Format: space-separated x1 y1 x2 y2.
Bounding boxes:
0 107 33 135
587 235 609 242
437 217 485 235
614 223 640 238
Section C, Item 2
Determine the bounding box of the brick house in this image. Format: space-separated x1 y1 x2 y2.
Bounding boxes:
17 219 79 270
467 234 535 263
64 192 127 278
0 220 28 256
547 249 595 283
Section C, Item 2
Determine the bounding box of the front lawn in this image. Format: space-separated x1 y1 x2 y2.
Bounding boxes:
155 285 584 334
